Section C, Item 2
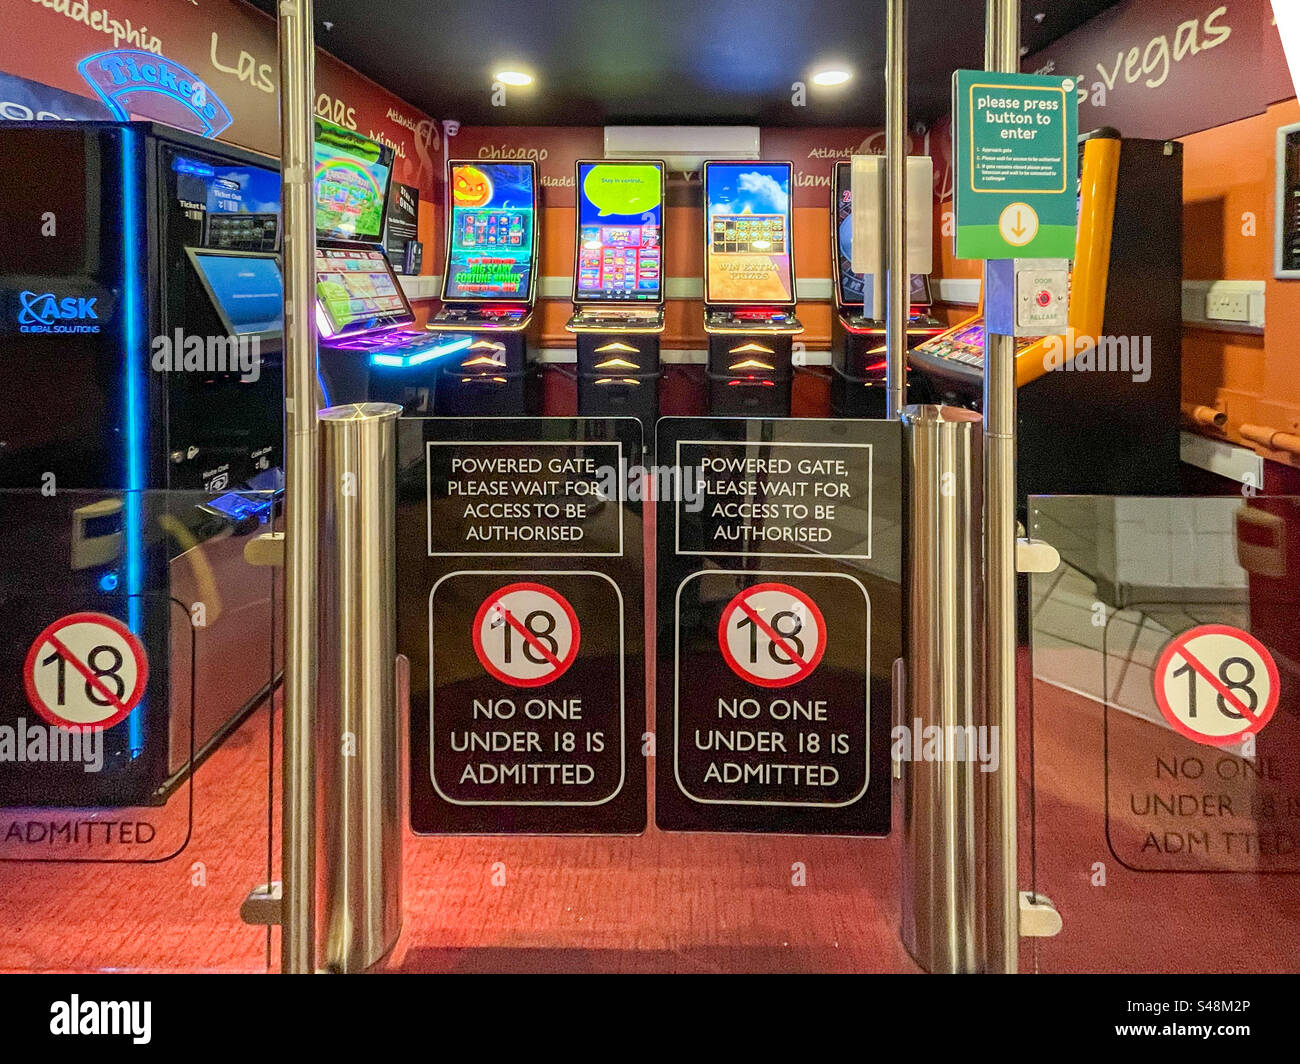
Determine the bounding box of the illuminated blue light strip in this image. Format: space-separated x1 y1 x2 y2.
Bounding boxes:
121 126 145 754
170 156 215 178
369 335 472 369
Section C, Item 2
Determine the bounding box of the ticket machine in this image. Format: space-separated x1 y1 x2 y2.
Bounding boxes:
431 160 542 415
909 130 1183 499
566 159 666 435
829 160 944 418
0 121 284 806
701 160 803 416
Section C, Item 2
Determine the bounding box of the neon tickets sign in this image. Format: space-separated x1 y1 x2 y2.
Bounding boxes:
77 50 232 139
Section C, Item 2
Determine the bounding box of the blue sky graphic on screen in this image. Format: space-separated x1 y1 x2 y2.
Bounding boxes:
445 162 536 300
173 155 280 217
576 161 663 302
705 162 794 304
191 253 283 335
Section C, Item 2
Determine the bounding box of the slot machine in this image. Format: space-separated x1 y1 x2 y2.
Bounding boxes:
701 160 803 417
909 130 1183 499
829 160 943 418
566 159 666 437
313 119 459 409
0 121 284 806
431 160 542 415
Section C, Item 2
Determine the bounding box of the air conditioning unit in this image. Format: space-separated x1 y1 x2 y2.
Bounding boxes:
603 126 761 174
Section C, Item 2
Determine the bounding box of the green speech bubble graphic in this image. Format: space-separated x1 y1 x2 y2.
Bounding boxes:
583 163 662 217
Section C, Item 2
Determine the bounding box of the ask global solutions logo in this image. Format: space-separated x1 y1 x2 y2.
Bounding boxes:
17 291 101 334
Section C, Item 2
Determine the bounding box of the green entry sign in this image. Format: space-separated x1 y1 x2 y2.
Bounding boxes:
952 70 1079 260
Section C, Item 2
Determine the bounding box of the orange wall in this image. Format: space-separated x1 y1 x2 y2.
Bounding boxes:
1181 98 1300 471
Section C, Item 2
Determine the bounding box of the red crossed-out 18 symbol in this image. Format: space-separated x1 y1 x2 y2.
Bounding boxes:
1153 624 1280 747
472 582 581 688
23 611 149 730
717 582 826 689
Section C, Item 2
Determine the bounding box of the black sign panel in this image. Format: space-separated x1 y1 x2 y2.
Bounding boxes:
399 417 645 834
656 418 902 835
384 181 420 274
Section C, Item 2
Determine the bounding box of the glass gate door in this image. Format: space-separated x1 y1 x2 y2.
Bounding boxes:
1027 494 1300 973
0 489 281 972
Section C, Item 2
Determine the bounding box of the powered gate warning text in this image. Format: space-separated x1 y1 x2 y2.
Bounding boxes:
427 441 624 556
677 440 872 558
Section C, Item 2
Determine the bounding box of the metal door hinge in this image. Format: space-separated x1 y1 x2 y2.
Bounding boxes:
241 881 283 926
1016 538 1060 575
244 531 285 568
1019 891 1062 937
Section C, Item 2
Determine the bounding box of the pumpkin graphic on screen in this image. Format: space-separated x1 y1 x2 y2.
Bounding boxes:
452 165 492 207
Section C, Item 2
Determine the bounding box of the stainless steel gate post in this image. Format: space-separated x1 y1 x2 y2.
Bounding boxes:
884 0 909 420
317 403 404 972
277 0 319 976
900 405 984 972
982 0 1022 975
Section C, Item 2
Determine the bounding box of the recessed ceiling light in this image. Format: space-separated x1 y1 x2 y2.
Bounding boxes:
811 68 852 87
495 70 533 86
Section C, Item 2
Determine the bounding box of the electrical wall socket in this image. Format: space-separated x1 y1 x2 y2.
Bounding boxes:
1182 280 1265 331
1205 289 1251 322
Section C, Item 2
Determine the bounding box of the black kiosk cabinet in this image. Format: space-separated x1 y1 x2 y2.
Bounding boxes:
0 121 284 806
701 160 803 416
313 119 456 409
432 160 542 415
566 159 666 434
909 131 1183 499
829 161 944 418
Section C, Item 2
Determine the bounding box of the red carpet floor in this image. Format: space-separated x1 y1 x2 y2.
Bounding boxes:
2 672 1298 972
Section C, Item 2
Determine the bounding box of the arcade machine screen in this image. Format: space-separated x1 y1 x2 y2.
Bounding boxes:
833 164 931 310
443 162 536 301
703 161 794 305
186 250 284 337
835 174 866 306
574 161 663 303
315 246 413 338
313 119 392 243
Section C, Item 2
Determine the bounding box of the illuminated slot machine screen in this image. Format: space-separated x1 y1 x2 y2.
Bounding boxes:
314 246 413 338
574 160 664 303
833 161 931 312
313 119 393 243
834 161 867 306
703 160 795 305
442 161 537 301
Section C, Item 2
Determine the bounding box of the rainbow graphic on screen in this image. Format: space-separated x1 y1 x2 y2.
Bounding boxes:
443 162 536 301
313 121 391 242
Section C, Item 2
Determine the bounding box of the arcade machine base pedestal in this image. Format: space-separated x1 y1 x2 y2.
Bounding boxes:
429 308 542 416
569 307 665 435
705 311 802 417
829 311 944 419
